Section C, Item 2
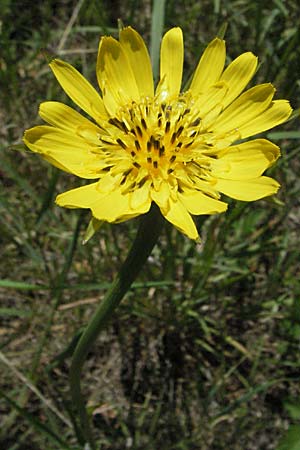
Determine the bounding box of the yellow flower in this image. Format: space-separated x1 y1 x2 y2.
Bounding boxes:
24 27 291 240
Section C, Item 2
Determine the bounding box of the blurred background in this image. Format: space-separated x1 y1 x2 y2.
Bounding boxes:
1 0 300 449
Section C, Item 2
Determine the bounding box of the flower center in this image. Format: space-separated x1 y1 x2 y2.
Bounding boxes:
98 93 221 194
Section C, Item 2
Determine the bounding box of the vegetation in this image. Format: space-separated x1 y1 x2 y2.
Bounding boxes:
1 0 300 449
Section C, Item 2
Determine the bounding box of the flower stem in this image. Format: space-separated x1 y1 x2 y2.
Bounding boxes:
69 205 163 448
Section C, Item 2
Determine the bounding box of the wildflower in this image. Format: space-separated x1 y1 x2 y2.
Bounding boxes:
24 27 291 240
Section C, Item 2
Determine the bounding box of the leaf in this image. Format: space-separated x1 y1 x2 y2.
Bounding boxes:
277 425 300 450
284 401 300 421
0 390 72 450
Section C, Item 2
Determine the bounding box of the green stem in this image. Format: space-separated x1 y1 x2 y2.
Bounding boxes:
70 205 163 448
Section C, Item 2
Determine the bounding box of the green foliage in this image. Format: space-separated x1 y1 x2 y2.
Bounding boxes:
1 0 300 449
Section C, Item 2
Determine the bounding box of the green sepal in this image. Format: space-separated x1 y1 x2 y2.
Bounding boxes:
82 217 103 245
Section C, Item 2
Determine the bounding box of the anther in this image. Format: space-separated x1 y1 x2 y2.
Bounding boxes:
141 118 147 130
138 176 147 187
134 140 141 151
170 155 176 163
176 126 184 137
109 118 123 129
131 151 136 157
153 161 158 169
167 168 174 174
190 118 201 127
157 112 162 127
133 162 141 168
171 132 176 145
154 139 160 150
136 126 143 137
147 157 152 164
165 121 170 133
159 145 165 157
147 140 152 152
121 169 132 185
116 138 127 149
165 106 172 119
100 138 114 145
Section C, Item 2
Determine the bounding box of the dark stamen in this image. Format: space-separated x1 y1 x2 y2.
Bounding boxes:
154 139 160 150
116 138 127 149
153 161 158 168
165 105 172 119
190 118 201 127
171 132 176 145
176 126 184 137
170 155 176 163
165 121 170 133
167 168 174 174
147 140 152 152
121 121 129 133
159 145 165 157
131 151 136 157
108 118 123 129
141 118 147 130
147 157 152 163
135 140 141 151
133 161 141 168
138 176 148 187
100 138 113 145
136 126 143 137
124 168 132 176
157 112 162 127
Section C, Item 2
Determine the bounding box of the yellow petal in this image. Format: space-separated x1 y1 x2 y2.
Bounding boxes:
179 190 228 215
49 59 107 122
91 189 150 222
212 83 275 134
215 176 280 200
211 139 280 180
56 183 100 208
97 36 140 115
57 182 147 223
190 38 226 95
220 52 258 108
161 198 199 240
39 101 101 133
194 81 228 118
158 27 183 100
238 100 292 138
119 27 154 98
150 181 170 209
130 181 151 210
23 126 101 179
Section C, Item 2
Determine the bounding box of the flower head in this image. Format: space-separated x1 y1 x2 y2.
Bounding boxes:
24 27 291 240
